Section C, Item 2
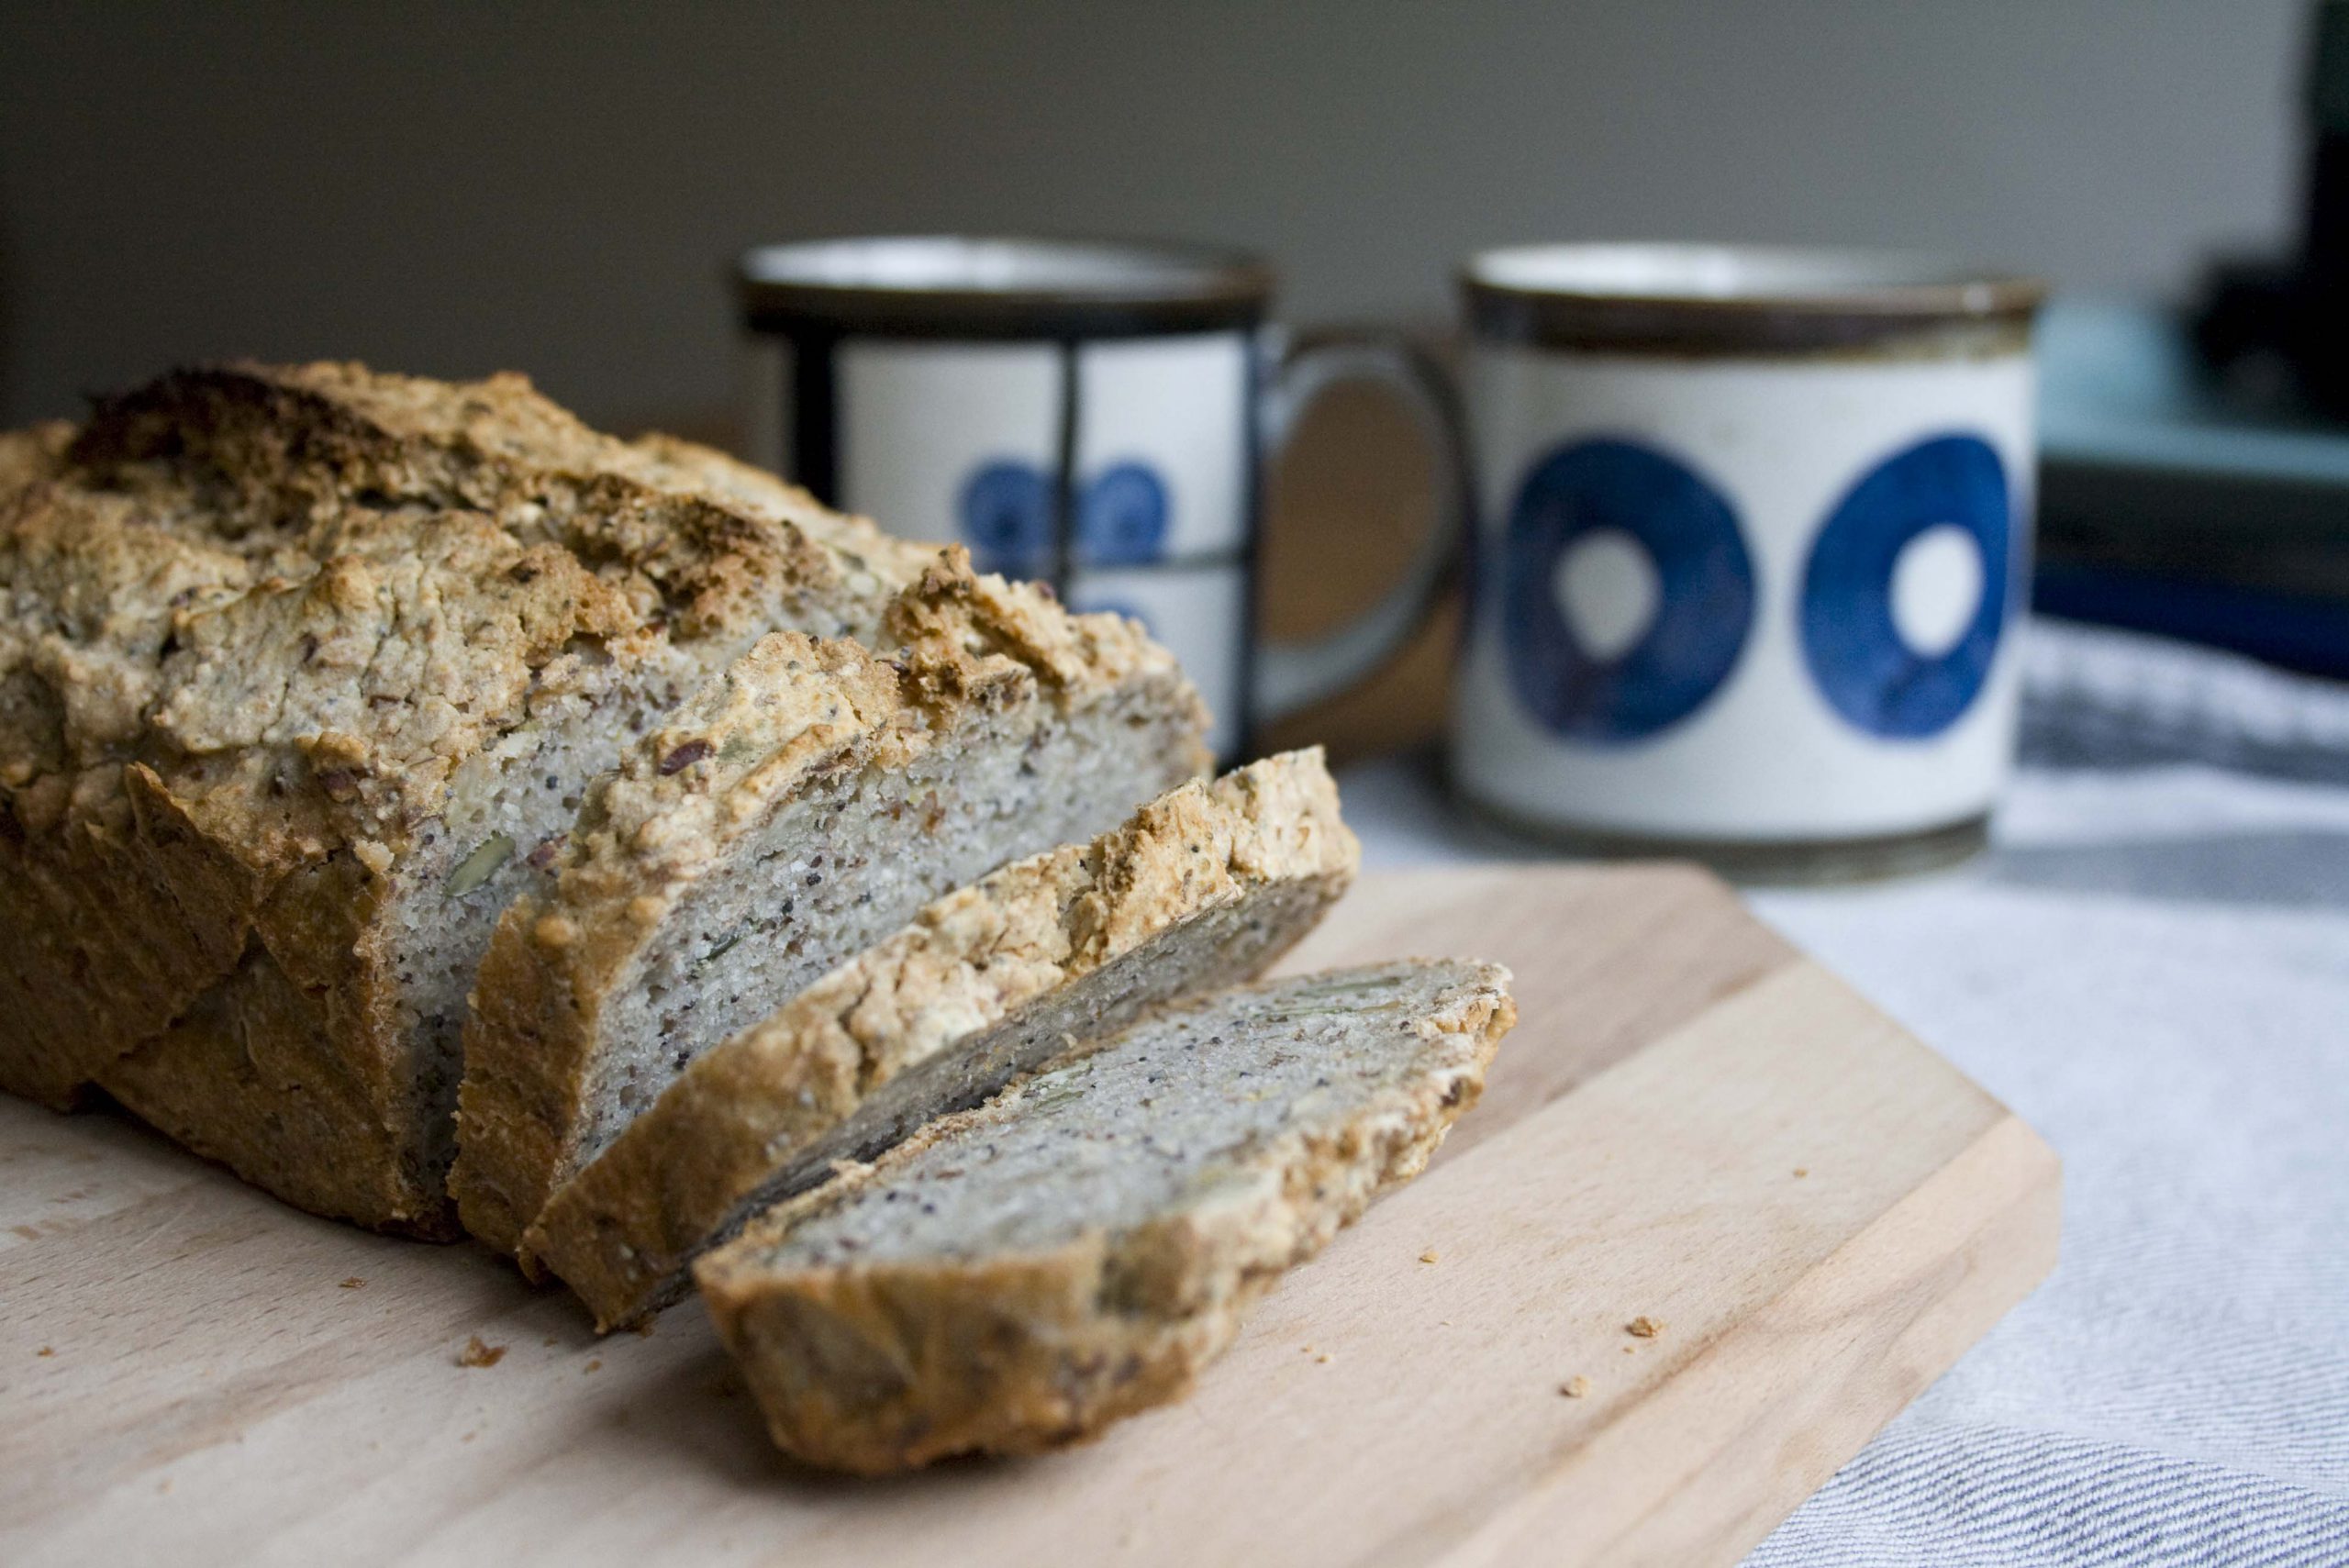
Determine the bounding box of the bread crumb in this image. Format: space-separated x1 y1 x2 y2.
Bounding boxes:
1419 1249 1440 1264
1627 1316 1664 1339
584 1358 603 1373
1300 1343 1315 1355
458 1335 507 1368
534 914 580 949
1316 1352 1334 1364
37 1346 53 1357
1621 1344 1636 1354
1560 1376 1591 1399
1794 1167 1809 1178
339 1276 364 1289
631 1318 656 1338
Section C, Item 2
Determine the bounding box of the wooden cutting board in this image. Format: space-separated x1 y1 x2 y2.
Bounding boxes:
0 863 2058 1568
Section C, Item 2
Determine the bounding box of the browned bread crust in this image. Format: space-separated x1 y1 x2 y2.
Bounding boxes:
69 360 942 648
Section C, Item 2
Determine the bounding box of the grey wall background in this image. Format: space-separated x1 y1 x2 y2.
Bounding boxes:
0 1 2312 432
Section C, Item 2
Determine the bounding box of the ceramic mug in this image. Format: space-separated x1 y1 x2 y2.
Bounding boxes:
737 237 1464 760
1453 244 2046 877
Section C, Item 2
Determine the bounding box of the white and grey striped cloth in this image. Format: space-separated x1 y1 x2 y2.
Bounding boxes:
1338 621 2349 1566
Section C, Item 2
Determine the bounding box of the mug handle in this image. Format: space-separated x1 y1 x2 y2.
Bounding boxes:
1252 328 1470 722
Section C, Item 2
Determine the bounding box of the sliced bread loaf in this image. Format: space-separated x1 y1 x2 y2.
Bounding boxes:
525 750 1359 1329
0 361 1208 1237
696 958 1515 1473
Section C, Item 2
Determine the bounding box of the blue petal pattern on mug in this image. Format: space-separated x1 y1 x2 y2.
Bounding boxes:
1076 462 1170 566
1500 437 1754 744
958 460 1053 577
1799 433 2009 739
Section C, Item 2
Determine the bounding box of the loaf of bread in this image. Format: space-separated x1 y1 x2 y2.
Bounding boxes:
4 359 1525 1485
0 362 1208 1236
524 749 1358 1329
696 958 1515 1473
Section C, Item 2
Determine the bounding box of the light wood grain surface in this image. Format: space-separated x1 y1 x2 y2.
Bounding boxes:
0 864 2058 1568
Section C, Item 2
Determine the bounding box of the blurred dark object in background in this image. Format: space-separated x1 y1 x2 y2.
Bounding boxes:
2039 0 2349 681
2036 300 2349 680
2194 0 2349 417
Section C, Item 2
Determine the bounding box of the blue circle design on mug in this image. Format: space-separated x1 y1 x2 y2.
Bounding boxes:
958 460 1052 576
1799 433 2009 740
1076 461 1170 566
1500 437 1755 744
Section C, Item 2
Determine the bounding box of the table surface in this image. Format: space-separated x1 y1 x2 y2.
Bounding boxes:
1340 619 2349 1566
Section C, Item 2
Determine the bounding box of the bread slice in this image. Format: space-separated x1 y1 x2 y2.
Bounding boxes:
696 958 1515 1473
451 577 1214 1256
0 361 1208 1237
525 750 1358 1329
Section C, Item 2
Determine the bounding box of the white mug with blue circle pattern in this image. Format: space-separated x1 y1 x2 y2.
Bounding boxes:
738 237 1463 762
1453 245 2045 876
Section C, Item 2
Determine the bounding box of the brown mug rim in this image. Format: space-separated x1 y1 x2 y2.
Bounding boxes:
1462 242 2046 354
738 234 1275 339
